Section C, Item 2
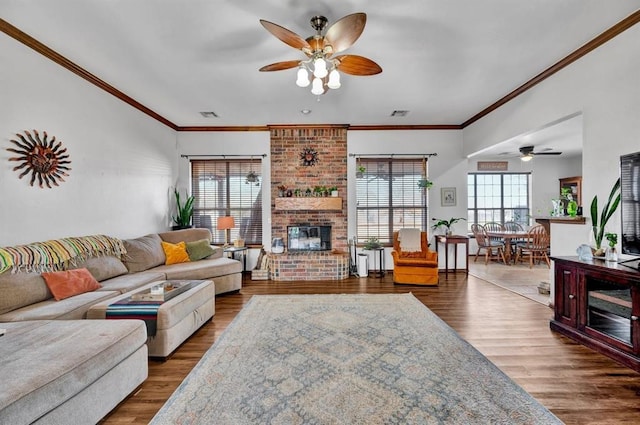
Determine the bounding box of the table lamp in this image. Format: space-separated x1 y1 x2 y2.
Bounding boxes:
217 216 235 247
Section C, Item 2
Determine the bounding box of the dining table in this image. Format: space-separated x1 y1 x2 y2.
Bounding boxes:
485 229 530 264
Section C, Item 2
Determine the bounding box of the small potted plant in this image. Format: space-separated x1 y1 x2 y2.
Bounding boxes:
604 232 618 262
417 178 433 190
171 188 195 230
431 217 466 235
277 185 287 197
356 165 366 178
363 237 382 250
329 186 338 197
245 171 260 186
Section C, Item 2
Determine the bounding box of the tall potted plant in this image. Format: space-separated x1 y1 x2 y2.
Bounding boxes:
590 178 620 255
172 188 195 230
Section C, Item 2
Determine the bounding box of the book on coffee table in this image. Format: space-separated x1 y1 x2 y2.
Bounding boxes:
131 280 195 302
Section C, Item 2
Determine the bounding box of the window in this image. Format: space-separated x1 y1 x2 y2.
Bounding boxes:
190 159 262 245
467 173 530 230
356 158 428 244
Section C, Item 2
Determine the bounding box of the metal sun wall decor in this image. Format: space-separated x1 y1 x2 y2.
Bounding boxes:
7 130 71 188
300 147 319 166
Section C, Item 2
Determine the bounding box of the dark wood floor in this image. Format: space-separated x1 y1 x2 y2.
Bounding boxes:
101 272 640 425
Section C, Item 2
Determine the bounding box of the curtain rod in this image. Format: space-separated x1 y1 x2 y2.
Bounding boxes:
348 153 437 158
181 154 267 158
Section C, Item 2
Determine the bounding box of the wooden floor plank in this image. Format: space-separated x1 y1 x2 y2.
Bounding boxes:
100 272 640 424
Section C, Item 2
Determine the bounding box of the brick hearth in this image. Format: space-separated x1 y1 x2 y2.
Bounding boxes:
268 252 349 281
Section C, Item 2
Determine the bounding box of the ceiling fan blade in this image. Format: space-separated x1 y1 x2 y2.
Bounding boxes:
324 13 367 55
335 55 382 76
259 60 301 72
260 19 311 51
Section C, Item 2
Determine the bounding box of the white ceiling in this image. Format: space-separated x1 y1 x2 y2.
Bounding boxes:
1 0 639 134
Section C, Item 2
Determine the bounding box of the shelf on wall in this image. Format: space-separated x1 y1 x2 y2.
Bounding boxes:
275 197 342 211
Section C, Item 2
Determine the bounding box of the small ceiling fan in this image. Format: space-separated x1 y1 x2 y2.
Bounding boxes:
259 13 382 95
519 145 562 161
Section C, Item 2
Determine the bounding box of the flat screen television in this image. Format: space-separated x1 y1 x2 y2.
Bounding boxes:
287 225 331 251
620 151 640 256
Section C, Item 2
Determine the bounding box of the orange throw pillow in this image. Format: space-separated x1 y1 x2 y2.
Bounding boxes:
41 268 102 301
161 241 191 265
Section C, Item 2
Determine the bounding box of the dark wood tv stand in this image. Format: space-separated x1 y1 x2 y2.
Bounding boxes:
551 256 640 372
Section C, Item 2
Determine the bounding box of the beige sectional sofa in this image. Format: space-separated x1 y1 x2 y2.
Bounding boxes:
0 227 242 424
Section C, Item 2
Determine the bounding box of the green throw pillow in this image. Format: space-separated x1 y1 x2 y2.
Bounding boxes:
186 239 216 261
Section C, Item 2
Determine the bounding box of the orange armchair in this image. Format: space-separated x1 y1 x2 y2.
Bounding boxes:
391 230 439 285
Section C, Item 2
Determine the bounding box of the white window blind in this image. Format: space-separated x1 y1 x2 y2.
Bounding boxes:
356 158 428 244
191 159 262 245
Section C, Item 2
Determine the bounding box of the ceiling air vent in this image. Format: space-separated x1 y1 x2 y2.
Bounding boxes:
390 110 409 117
200 111 219 118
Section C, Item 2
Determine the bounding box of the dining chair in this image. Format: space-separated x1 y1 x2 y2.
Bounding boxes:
471 223 507 265
514 224 551 268
484 221 505 244
503 221 526 255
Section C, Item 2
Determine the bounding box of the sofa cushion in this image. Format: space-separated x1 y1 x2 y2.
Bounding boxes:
122 234 165 273
161 241 190 265
0 290 120 321
97 270 165 294
72 255 128 282
185 239 217 261
0 320 147 425
159 228 211 244
0 271 52 315
151 257 242 280
42 268 102 301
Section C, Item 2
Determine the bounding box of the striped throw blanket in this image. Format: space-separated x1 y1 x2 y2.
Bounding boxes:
0 235 126 274
105 299 162 336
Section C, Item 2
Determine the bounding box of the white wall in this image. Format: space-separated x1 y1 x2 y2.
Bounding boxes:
0 34 177 245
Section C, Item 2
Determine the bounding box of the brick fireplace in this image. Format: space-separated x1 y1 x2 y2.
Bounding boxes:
269 125 348 280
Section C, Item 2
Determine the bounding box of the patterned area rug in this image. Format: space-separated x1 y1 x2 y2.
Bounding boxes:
151 294 562 424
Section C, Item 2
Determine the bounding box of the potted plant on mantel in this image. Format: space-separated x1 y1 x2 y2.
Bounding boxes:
171 188 195 230
431 217 466 235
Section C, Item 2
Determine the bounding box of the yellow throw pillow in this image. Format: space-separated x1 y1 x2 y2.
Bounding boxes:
161 241 190 265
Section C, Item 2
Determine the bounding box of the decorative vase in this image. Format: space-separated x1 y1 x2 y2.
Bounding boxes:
605 246 618 262
567 200 578 217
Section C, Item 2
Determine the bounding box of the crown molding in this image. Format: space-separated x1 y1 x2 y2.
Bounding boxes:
461 9 640 128
3 10 639 132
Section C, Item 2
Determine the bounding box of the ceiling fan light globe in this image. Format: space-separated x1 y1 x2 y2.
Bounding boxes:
296 68 310 87
311 77 324 95
313 57 328 78
327 69 341 89
521 154 533 162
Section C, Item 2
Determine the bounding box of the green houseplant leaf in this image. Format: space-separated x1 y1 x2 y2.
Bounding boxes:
590 178 620 250
172 188 195 227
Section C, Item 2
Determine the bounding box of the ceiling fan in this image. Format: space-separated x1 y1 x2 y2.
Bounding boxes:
519 146 562 161
259 13 382 95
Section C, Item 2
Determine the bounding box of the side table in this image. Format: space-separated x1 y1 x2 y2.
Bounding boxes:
364 247 385 277
435 235 469 277
224 246 248 271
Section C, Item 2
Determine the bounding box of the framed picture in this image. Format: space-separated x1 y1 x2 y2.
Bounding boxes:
441 187 456 206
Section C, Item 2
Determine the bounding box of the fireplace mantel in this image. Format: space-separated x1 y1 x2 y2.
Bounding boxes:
275 197 342 211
